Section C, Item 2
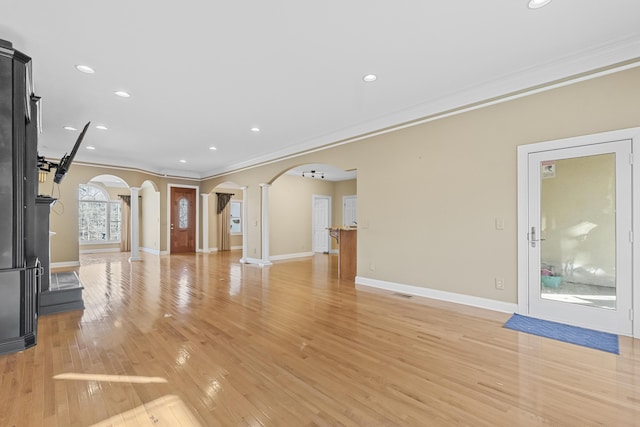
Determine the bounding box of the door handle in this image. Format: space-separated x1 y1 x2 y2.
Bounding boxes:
170 223 174 230
529 226 546 248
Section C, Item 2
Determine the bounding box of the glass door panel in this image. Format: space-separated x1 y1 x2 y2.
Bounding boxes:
539 154 616 310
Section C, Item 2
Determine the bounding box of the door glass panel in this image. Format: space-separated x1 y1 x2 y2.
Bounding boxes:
539 153 616 310
178 198 188 229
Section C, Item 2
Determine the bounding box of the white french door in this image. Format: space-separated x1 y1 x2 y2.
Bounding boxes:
521 137 634 335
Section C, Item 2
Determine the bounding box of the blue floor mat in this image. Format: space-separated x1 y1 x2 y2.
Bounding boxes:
504 313 619 354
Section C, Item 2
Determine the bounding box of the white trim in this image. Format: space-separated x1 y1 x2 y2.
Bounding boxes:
517 126 640 338
201 193 210 253
79 248 120 254
51 261 81 269
166 183 200 254
129 187 142 262
243 257 272 266
260 184 271 264
79 240 122 246
241 186 248 262
270 252 314 261
140 247 161 255
160 250 169 255
356 276 517 314
49 60 640 182
205 59 640 180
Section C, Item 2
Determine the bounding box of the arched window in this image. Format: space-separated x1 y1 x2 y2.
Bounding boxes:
78 184 122 242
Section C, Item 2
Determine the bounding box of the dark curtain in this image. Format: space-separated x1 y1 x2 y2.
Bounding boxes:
118 195 131 252
216 192 234 251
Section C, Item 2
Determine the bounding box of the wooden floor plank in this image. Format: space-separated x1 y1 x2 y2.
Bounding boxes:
1 251 639 426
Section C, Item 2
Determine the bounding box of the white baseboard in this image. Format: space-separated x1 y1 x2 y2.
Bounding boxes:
140 247 161 255
242 257 272 266
79 248 120 254
51 261 81 269
160 250 169 255
269 251 314 261
204 246 242 253
355 276 517 314
329 249 338 254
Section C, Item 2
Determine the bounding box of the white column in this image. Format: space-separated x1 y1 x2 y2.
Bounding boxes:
260 183 272 266
129 187 142 262
201 193 210 253
240 186 249 263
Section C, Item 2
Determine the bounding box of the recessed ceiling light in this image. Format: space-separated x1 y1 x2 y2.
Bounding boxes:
75 65 95 74
95 125 108 130
363 74 377 82
114 91 131 98
209 146 217 150
251 127 260 133
63 126 77 131
179 159 187 163
85 146 96 150
528 0 551 9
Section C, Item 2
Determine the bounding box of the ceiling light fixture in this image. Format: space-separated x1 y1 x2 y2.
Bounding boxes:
251 127 260 132
363 74 377 82
96 125 108 130
63 126 77 131
528 0 551 9
179 159 187 163
114 91 131 98
301 170 325 179
209 146 217 150
75 64 95 74
86 146 96 150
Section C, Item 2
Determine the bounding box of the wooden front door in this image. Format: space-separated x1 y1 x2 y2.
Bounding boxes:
170 187 196 253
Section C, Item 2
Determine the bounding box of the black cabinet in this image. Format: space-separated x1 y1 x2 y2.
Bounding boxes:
0 40 40 355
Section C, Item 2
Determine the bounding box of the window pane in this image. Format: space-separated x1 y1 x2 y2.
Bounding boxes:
78 184 108 201
179 198 189 229
79 201 108 241
109 202 122 241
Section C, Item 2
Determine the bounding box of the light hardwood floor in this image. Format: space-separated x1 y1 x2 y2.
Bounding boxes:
1 251 639 426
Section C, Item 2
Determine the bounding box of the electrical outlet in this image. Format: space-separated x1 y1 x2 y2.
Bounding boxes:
369 262 376 271
495 277 505 290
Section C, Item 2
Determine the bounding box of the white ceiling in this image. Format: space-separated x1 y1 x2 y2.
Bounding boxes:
2 1 640 180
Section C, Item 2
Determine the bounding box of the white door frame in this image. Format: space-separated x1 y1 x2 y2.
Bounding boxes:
166 183 200 255
312 195 331 253
517 127 640 338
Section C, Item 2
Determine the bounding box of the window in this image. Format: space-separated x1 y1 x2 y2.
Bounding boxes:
78 184 122 243
230 200 242 234
178 198 189 229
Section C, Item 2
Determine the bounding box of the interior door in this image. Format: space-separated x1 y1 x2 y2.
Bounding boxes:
343 195 357 227
170 187 196 253
527 140 632 335
312 196 330 253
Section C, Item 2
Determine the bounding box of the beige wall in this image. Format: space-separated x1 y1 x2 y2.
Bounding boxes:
201 67 640 304
41 67 640 305
269 174 336 256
